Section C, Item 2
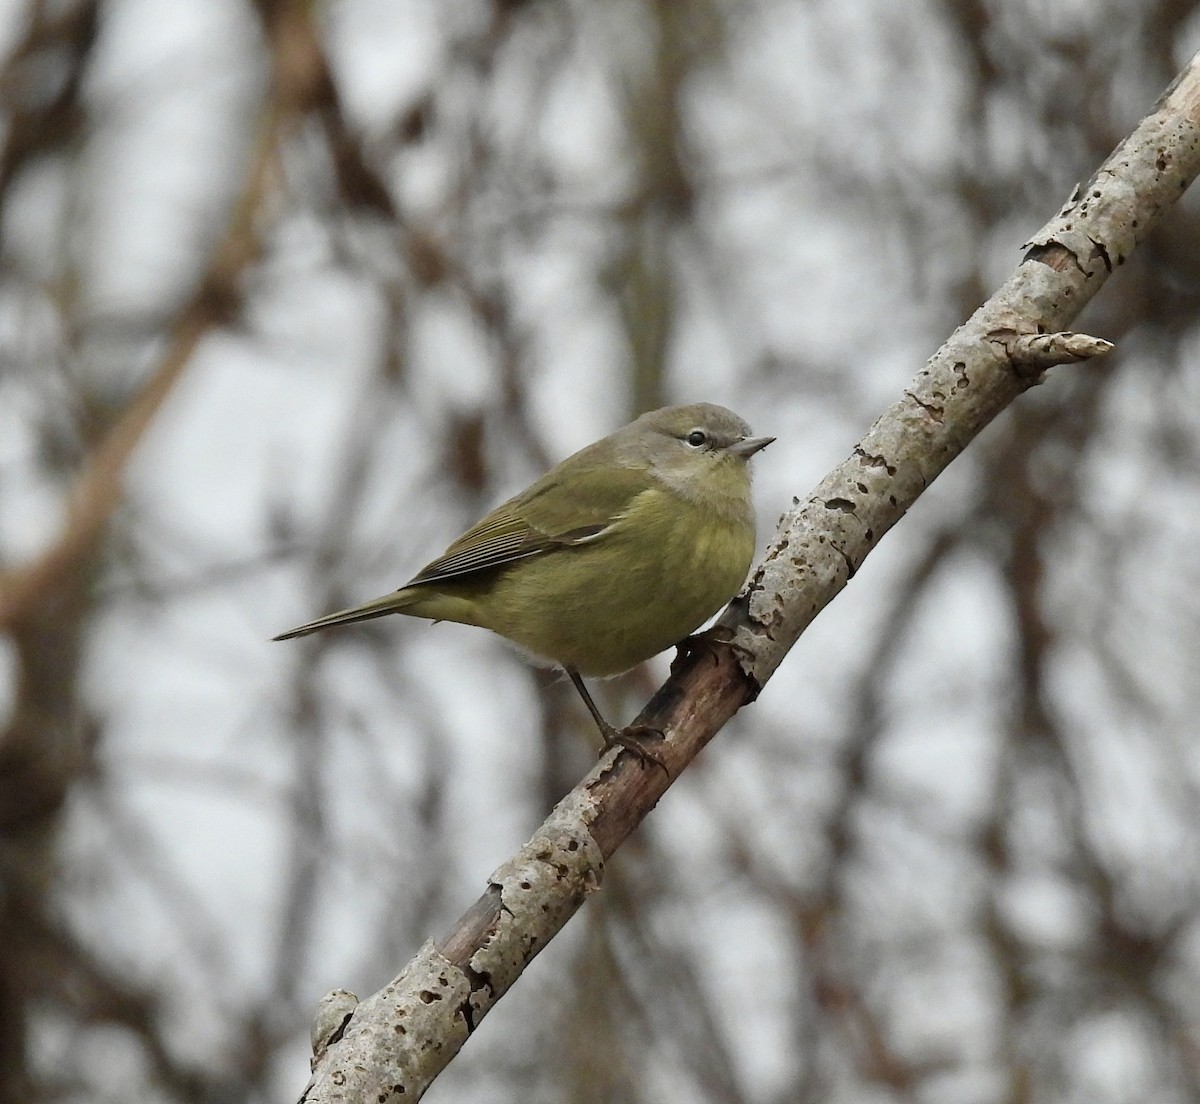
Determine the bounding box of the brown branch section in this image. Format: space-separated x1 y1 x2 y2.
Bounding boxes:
300 50 1200 1103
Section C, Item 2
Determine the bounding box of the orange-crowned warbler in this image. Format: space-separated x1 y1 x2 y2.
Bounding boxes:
274 403 773 748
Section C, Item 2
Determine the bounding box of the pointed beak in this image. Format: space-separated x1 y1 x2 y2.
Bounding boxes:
728 434 775 458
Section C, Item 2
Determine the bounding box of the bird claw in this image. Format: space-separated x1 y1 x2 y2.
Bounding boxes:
599 722 670 778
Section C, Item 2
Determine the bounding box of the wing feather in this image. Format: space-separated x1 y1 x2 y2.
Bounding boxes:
407 464 647 586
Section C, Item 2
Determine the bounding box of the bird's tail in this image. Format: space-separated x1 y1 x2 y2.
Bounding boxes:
272 588 419 641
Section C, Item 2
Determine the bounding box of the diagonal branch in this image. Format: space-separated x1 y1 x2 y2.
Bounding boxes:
300 49 1200 1103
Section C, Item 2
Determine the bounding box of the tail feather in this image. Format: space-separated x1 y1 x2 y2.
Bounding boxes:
272 589 415 641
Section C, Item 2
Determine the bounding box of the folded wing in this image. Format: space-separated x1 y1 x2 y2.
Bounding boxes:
407 465 648 586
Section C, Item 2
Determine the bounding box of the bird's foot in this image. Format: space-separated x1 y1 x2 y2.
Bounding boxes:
599 722 670 779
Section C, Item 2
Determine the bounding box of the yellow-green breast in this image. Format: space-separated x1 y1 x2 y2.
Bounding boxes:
409 485 756 676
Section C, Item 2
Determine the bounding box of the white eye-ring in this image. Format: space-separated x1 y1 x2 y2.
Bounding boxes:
685 429 708 448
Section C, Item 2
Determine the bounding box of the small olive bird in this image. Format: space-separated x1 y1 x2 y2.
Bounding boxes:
274 403 773 746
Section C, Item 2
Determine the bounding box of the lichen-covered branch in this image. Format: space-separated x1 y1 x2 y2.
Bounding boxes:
300 49 1200 1104
729 52 1200 688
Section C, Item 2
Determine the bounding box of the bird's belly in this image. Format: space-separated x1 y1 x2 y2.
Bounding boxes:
481 510 755 676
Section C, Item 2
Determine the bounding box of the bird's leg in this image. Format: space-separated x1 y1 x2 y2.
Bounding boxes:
564 668 669 776
565 667 617 739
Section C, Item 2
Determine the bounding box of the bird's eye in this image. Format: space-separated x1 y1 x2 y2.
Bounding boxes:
685 429 708 448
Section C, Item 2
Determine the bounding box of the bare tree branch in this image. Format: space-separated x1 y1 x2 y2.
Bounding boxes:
300 49 1200 1104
